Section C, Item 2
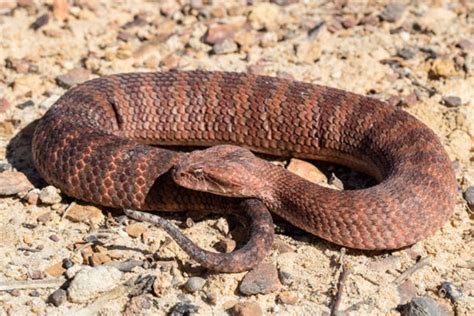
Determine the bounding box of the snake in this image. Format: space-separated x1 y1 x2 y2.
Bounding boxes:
31 71 457 272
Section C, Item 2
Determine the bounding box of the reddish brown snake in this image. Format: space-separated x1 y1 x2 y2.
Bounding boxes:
32 71 457 272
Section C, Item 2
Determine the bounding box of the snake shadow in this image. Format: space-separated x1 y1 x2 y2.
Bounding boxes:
6 121 398 260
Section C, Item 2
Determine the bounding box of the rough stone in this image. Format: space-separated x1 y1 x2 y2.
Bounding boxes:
230 302 263 316
56 68 91 89
48 288 67 307
278 291 299 305
379 3 405 22
39 186 62 205
125 223 147 238
463 186 474 211
203 22 243 45
183 276 206 293
213 39 238 54
0 172 33 196
442 96 462 107
0 98 10 112
67 266 122 303
239 263 281 295
65 203 104 226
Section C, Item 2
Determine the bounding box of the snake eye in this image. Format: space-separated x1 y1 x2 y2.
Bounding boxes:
193 168 203 176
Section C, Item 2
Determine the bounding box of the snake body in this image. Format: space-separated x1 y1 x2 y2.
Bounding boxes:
32 71 457 270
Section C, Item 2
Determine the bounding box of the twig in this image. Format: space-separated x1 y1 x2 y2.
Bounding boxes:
393 256 431 285
331 263 352 316
0 277 66 291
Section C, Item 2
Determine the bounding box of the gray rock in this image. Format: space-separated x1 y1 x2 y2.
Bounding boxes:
380 3 405 22
67 266 122 303
397 48 416 60
48 288 67 307
183 276 206 293
464 186 474 211
442 96 462 107
39 185 62 204
168 302 199 316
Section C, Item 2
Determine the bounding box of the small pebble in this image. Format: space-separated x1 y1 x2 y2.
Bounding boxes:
107 259 144 272
62 258 74 269
380 3 405 22
277 291 299 305
239 263 281 295
442 96 462 107
463 187 474 211
168 302 199 316
39 186 62 204
55 68 91 89
341 16 357 29
397 48 416 60
89 252 112 266
29 270 45 280
37 212 52 224
65 203 104 225
183 276 206 293
49 234 60 242
203 23 242 45
213 39 238 54
45 262 66 277
48 288 67 307
402 93 418 107
29 290 40 297
271 0 298 5
30 13 49 30
230 302 263 316
24 189 40 205
457 39 474 51
125 223 147 238
67 266 122 303
10 289 21 297
215 239 236 253
205 290 218 305
0 97 10 112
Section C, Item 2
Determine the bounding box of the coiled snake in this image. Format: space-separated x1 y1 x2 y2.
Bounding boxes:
32 71 457 272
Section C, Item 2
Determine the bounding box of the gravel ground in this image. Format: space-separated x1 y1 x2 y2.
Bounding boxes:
0 0 473 315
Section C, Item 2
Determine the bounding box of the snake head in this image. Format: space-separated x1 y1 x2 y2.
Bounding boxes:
172 145 270 198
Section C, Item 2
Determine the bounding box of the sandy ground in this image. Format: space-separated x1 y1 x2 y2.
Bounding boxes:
0 0 473 315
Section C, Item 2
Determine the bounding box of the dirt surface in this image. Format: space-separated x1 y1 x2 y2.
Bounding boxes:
0 0 473 315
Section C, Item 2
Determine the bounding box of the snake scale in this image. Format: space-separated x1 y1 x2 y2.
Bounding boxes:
32 71 457 272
